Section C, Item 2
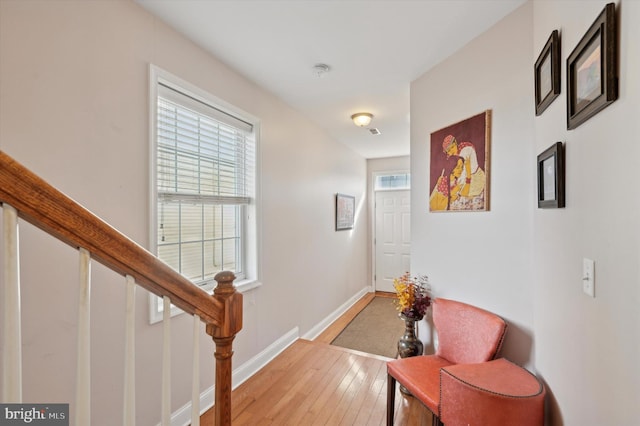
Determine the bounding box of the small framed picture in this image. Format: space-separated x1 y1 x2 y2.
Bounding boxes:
534 30 560 116
335 193 355 230
567 2 617 130
537 142 565 208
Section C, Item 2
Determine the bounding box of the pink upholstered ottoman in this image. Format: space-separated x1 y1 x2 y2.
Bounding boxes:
439 358 545 426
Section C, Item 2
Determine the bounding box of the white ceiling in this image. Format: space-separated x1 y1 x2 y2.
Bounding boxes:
136 0 527 159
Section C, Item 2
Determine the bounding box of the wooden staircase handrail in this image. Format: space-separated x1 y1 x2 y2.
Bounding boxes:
0 149 226 326
0 150 242 425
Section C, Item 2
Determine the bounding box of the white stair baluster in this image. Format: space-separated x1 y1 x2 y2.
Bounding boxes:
2 204 22 402
162 296 171 426
123 275 136 426
191 315 200 426
75 248 91 425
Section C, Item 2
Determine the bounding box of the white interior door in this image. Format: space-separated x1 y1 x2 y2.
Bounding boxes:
375 190 411 293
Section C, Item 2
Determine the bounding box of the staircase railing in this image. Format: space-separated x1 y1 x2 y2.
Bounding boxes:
0 150 242 425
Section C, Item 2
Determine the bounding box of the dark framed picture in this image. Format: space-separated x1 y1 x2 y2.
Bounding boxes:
537 142 565 208
335 193 355 230
567 2 617 130
535 30 561 116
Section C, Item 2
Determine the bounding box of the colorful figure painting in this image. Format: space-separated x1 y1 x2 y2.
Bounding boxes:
429 110 491 212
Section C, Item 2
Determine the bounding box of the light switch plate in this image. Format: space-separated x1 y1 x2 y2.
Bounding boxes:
583 258 595 297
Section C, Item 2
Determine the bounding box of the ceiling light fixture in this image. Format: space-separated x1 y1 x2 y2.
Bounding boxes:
351 112 373 127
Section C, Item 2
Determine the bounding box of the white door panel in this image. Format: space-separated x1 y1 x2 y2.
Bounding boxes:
375 190 411 293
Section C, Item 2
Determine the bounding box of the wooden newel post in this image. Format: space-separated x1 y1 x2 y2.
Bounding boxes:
206 271 243 426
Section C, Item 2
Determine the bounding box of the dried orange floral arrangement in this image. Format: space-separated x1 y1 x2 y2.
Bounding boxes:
393 272 432 320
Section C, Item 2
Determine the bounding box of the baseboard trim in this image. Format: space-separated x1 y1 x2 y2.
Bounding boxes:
169 327 300 426
231 326 300 389
169 286 371 425
301 286 371 340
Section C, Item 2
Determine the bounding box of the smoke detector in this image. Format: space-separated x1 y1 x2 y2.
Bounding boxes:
369 128 381 135
313 63 331 78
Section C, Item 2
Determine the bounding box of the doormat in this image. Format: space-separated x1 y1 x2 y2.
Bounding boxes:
331 297 404 358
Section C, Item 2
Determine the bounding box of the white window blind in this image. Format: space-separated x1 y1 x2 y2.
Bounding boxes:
155 83 255 285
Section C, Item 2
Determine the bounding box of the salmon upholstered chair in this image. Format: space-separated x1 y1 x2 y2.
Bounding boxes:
386 298 507 426
439 358 545 426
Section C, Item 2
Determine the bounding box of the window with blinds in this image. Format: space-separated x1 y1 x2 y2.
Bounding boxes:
155 82 255 286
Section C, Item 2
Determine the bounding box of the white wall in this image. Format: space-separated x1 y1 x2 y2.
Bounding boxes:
411 0 640 424
411 2 535 367
532 1 640 424
0 1 368 424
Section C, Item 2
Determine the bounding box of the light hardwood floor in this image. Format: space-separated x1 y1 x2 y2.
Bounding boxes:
201 292 432 425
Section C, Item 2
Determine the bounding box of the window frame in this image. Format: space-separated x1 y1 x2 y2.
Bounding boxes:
148 65 261 324
374 172 411 191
